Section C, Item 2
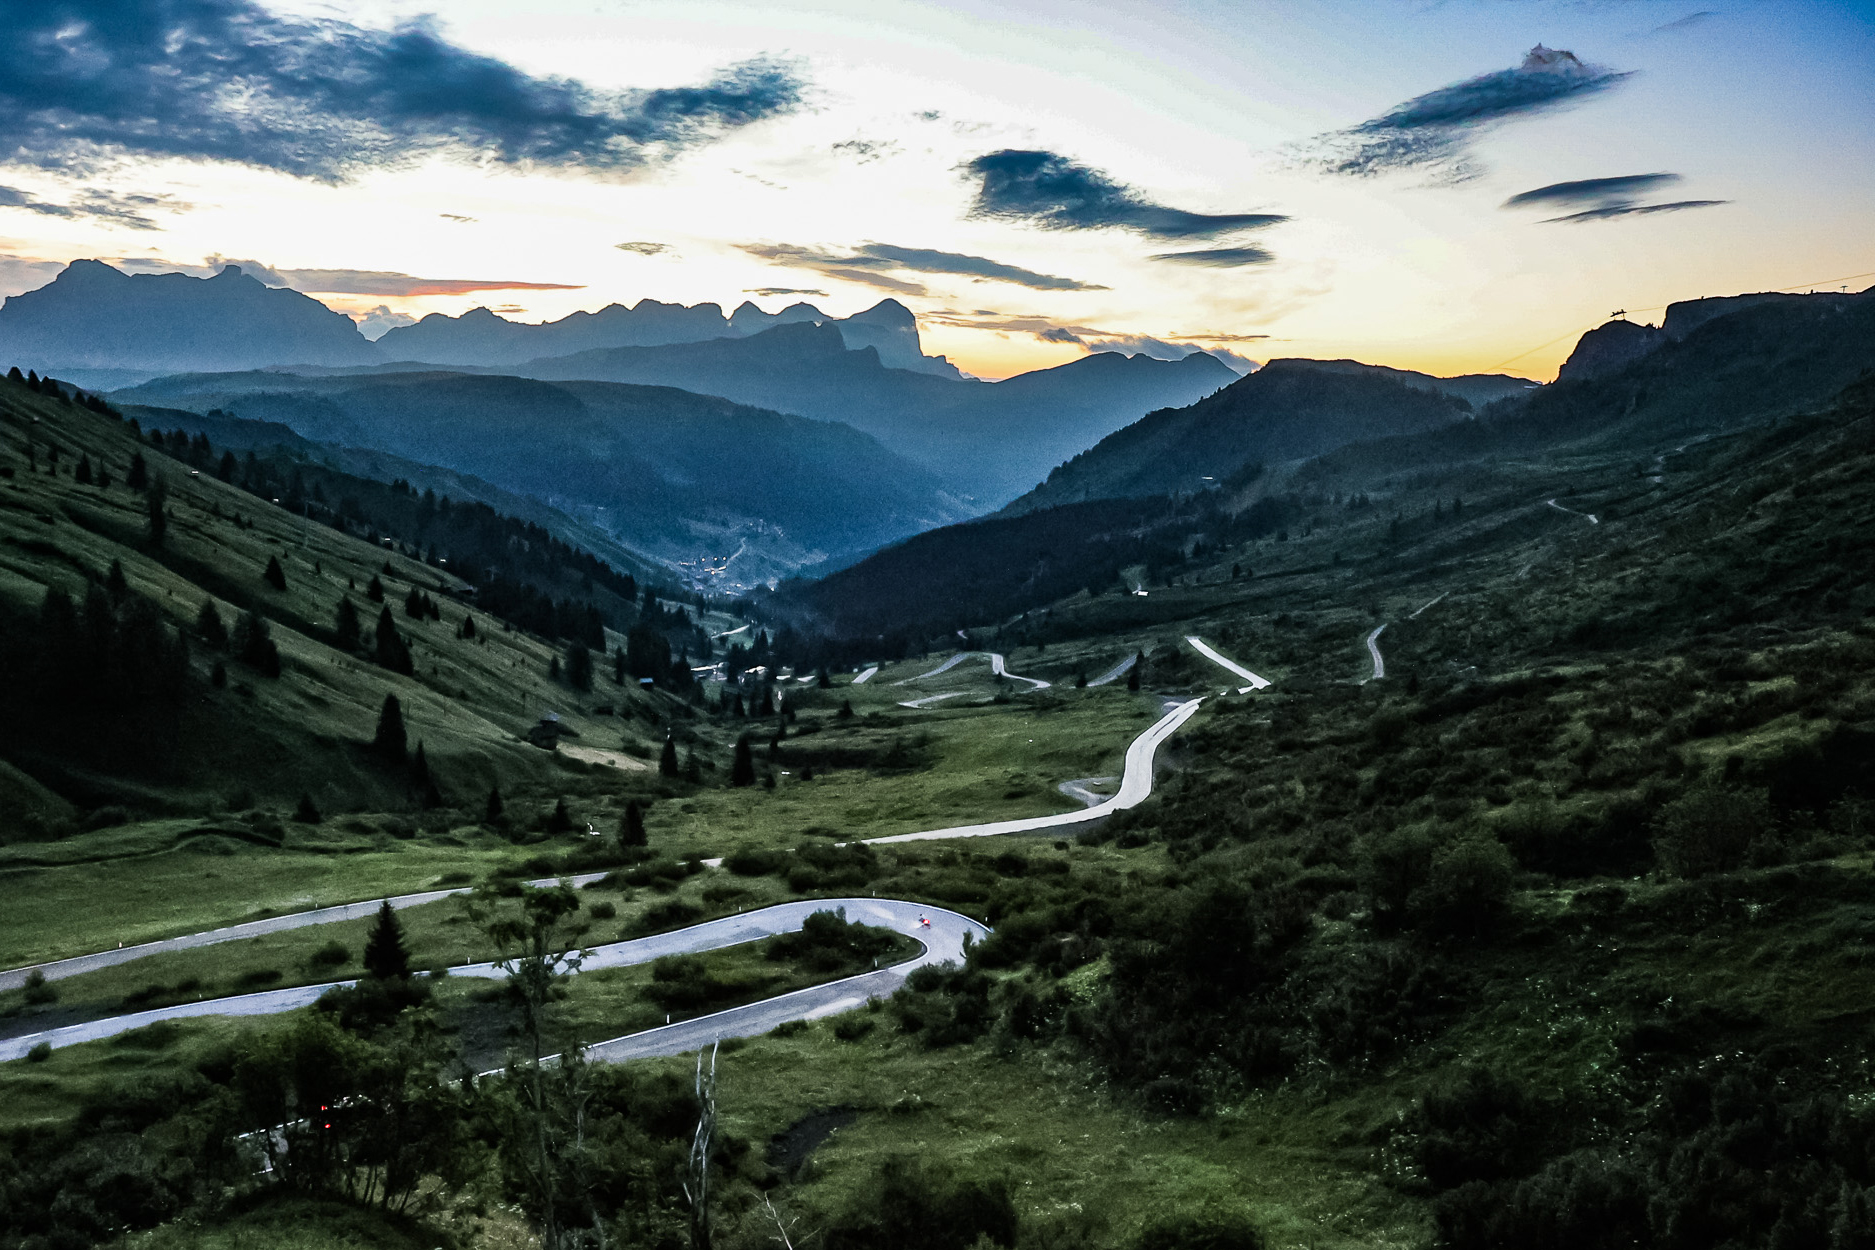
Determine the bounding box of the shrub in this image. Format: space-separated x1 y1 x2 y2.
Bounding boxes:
1653 783 1775 877
1135 1214 1266 1250
1415 831 1515 937
22 968 57 1005
824 1156 1017 1250
25 1041 51 1062
589 901 617 920
309 940 350 968
832 1015 876 1042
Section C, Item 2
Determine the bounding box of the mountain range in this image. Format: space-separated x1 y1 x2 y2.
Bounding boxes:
114 370 971 590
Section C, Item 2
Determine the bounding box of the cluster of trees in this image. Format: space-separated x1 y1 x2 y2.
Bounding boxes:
0 566 193 765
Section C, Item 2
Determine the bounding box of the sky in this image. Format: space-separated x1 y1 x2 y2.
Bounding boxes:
0 0 1870 379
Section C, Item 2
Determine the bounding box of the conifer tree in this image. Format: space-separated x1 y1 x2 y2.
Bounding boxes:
367 575 385 602
612 647 626 685
732 693 746 718
146 478 168 548
106 559 129 600
620 801 647 847
363 900 411 981
74 455 92 485
546 798 573 834
566 641 594 692
373 693 407 762
457 614 477 640
375 605 413 675
548 655 562 682
195 599 228 650
485 785 505 824
731 734 756 787
232 609 281 677
126 452 147 490
263 555 287 591
404 586 424 618
1126 657 1142 691
335 597 361 650
838 699 854 719
293 793 322 824
216 450 237 481
659 730 679 777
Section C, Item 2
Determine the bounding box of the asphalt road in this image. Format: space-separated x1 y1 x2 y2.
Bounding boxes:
0 872 610 993
850 666 878 684
1364 625 1387 682
1086 654 1137 686
1185 636 1272 693
865 697 1203 844
896 651 1050 691
0 899 987 1064
1546 498 1600 525
1057 777 1118 807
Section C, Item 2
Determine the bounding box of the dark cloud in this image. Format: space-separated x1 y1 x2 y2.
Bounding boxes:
0 2 805 181
962 149 1288 240
615 241 672 256
1305 46 1632 181
1503 173 1681 207
1502 173 1726 224
1169 331 1271 342
440 213 477 223
820 268 927 296
831 138 899 164
744 287 828 297
0 184 186 230
1541 199 1728 223
0 252 67 296
922 310 1260 370
1149 246 1275 268
1651 12 1719 36
739 241 1104 293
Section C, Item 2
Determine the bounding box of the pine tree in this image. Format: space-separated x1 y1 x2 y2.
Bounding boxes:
612 647 626 685
232 609 281 677
293 793 322 824
74 455 92 486
457 614 477 640
375 605 413 675
263 555 287 591
126 452 148 490
404 586 425 618
1126 657 1142 691
620 801 647 847
485 785 505 824
335 597 361 650
566 641 594 692
362 900 411 981
548 655 562 682
546 798 573 834
146 478 168 548
216 450 237 481
366 575 385 602
817 665 831 687
837 699 854 719
106 559 129 600
731 734 756 787
195 599 228 650
659 730 679 777
373 693 407 762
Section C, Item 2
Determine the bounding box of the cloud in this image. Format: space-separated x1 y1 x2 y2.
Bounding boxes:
1304 46 1632 181
818 268 928 296
1169 331 1271 343
962 149 1287 240
739 241 1105 293
1503 173 1682 207
0 185 188 230
0 252 68 297
350 305 417 341
1149 246 1275 267
1502 173 1726 223
615 241 673 256
922 310 1260 370
745 287 828 297
113 256 582 295
275 269 584 296
0 3 806 181
831 138 899 164
440 213 476 223
1651 11 1719 36
1540 199 1728 223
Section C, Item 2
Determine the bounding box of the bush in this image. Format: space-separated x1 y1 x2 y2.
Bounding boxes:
1415 831 1515 937
767 909 900 973
23 967 57 1005
309 940 350 968
25 1041 51 1062
589 901 617 920
824 1156 1018 1250
832 1015 876 1042
1653 783 1775 877
1135 1214 1266 1250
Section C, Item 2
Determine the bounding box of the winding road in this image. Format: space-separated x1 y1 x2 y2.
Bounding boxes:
0 900 986 1064
850 666 878 684
1363 625 1387 683
1086 654 1137 687
1 684 1220 1062
896 652 1051 691
1185 636 1271 693
1546 498 1600 525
